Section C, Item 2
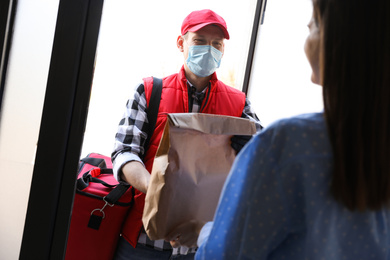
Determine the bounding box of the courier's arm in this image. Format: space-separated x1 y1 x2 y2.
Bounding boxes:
121 161 150 194
231 98 263 153
241 98 263 131
112 83 151 194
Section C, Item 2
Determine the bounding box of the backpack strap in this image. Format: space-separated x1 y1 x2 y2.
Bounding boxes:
143 77 162 159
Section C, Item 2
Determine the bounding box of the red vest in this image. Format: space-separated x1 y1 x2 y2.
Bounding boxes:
121 66 246 247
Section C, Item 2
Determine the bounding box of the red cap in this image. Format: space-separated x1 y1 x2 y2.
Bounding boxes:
181 9 230 39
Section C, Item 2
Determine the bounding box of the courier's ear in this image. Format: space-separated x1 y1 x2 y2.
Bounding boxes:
177 35 184 52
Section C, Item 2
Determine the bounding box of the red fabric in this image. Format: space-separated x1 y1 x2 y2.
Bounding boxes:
66 153 134 260
121 66 245 246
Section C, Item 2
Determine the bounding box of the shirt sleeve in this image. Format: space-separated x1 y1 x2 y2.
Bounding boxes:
197 221 213 247
196 129 290 259
242 98 263 132
111 83 149 181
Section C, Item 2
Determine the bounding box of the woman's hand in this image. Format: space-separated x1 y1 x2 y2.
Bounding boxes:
165 220 205 248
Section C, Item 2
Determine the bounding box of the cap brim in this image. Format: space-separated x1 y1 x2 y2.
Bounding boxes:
187 22 230 39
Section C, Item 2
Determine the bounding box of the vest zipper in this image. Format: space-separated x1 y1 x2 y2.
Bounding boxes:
200 83 211 113
187 82 193 112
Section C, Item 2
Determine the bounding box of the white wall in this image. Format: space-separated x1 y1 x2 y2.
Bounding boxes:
0 1 59 259
248 0 323 126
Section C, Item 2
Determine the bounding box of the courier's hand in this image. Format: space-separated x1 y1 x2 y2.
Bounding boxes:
165 220 205 248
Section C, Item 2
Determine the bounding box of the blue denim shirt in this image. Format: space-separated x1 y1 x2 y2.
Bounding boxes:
196 112 390 260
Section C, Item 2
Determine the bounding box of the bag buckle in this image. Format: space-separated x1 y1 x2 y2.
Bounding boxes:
88 197 115 230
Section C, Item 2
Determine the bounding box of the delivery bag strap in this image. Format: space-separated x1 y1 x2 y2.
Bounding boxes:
77 156 107 175
80 157 107 168
77 168 131 205
143 77 162 159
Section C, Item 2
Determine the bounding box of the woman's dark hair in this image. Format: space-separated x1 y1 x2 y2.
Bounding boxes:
314 0 390 211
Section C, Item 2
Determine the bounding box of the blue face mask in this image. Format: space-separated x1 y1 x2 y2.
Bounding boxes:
186 45 223 77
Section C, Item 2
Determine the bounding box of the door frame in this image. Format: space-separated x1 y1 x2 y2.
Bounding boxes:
18 0 267 259
0 0 17 113
19 0 103 259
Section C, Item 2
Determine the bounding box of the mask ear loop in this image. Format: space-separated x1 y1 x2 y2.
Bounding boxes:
210 46 223 68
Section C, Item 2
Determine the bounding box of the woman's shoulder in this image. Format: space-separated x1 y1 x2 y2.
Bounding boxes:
271 112 324 128
250 112 329 157
260 112 325 137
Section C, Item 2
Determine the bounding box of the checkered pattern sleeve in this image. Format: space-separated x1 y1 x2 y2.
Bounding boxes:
242 98 263 131
111 83 149 179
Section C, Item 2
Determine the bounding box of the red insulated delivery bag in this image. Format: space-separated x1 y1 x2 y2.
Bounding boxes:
65 153 134 260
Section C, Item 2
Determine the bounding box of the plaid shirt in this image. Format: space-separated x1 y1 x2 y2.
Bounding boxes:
112 81 262 254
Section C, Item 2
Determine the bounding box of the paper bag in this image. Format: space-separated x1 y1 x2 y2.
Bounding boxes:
142 113 256 240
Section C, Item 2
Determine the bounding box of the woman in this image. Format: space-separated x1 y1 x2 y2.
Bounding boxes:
165 0 390 259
